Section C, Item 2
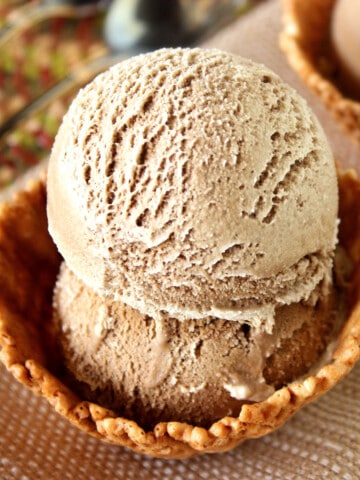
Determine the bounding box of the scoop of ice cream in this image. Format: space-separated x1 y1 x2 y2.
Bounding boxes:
331 0 360 99
53 263 338 428
47 48 338 330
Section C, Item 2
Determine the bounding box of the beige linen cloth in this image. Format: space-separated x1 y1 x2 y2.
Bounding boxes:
1 1 360 478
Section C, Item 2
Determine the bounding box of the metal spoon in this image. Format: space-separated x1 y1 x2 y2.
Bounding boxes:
103 0 249 54
0 0 107 48
104 0 192 53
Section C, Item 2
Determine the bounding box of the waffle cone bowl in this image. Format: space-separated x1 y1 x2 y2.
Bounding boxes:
280 0 360 146
0 170 359 459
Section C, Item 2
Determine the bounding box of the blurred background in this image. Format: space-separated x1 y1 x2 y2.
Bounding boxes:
0 0 263 189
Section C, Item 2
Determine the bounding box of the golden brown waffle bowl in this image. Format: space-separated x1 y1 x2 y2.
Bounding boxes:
280 0 360 146
0 171 360 459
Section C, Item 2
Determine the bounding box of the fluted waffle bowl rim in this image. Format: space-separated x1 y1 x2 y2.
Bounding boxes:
0 169 359 459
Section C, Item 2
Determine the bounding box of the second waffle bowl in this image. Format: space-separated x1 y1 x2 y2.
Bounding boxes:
280 0 360 146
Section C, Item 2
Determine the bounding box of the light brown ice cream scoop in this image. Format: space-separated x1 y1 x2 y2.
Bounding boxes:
47 48 338 330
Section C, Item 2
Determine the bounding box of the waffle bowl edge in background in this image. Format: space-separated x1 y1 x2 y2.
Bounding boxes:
280 0 360 146
0 169 359 459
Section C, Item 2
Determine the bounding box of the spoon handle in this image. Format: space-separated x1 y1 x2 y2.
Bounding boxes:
0 52 118 138
0 1 103 44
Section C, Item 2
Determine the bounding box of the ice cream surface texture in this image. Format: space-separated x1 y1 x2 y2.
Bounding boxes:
53 263 337 428
48 47 338 332
47 48 340 427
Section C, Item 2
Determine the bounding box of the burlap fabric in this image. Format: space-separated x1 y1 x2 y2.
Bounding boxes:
1 0 360 477
1 360 360 479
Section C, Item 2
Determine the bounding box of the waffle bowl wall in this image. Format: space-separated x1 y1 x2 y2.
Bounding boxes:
0 169 359 459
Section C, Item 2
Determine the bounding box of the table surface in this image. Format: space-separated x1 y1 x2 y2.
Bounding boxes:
1 1 360 479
